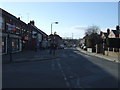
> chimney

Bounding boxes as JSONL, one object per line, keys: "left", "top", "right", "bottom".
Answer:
{"left": 30, "top": 20, "right": 35, "bottom": 25}
{"left": 116, "top": 25, "right": 119, "bottom": 30}
{"left": 18, "top": 17, "right": 20, "bottom": 20}
{"left": 100, "top": 31, "right": 103, "bottom": 36}
{"left": 107, "top": 28, "right": 110, "bottom": 35}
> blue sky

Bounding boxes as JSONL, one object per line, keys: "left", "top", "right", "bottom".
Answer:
{"left": 0, "top": 2, "right": 118, "bottom": 39}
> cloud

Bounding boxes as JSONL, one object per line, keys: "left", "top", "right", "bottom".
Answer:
{"left": 70, "top": 25, "right": 88, "bottom": 31}
{"left": 56, "top": 25, "right": 87, "bottom": 39}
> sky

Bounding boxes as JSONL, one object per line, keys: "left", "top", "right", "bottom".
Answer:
{"left": 0, "top": 1, "right": 118, "bottom": 39}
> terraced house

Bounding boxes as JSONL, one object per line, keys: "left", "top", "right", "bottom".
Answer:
{"left": 0, "top": 8, "right": 47, "bottom": 54}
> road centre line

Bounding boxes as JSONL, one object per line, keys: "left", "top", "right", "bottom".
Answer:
{"left": 56, "top": 59, "right": 70, "bottom": 88}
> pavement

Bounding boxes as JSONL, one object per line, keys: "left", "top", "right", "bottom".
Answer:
{"left": 2, "top": 49, "right": 59, "bottom": 64}
{"left": 76, "top": 47, "right": 120, "bottom": 63}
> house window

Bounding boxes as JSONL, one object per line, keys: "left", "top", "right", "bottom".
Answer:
{"left": 2, "top": 37, "right": 6, "bottom": 53}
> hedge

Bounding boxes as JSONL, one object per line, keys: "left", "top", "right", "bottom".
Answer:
{"left": 106, "top": 38, "right": 120, "bottom": 48}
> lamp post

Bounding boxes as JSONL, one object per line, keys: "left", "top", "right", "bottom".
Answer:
{"left": 51, "top": 22, "right": 58, "bottom": 34}
{"left": 7, "top": 23, "right": 14, "bottom": 63}
{"left": 7, "top": 32, "right": 12, "bottom": 63}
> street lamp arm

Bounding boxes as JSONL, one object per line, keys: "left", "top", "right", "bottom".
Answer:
{"left": 51, "top": 21, "right": 58, "bottom": 34}
{"left": 55, "top": 22, "right": 58, "bottom": 24}
{"left": 51, "top": 22, "right": 58, "bottom": 24}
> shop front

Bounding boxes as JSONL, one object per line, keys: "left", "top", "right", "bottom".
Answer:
{"left": 6, "top": 34, "right": 21, "bottom": 54}
{"left": 22, "top": 36, "right": 29, "bottom": 50}
{"left": 11, "top": 38, "right": 20, "bottom": 52}
{"left": 2, "top": 33, "right": 7, "bottom": 54}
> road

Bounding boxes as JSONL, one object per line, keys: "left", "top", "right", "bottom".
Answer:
{"left": 2, "top": 48, "right": 119, "bottom": 88}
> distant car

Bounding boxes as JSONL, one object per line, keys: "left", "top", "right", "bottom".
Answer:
{"left": 73, "top": 44, "right": 77, "bottom": 48}
{"left": 58, "top": 44, "right": 65, "bottom": 49}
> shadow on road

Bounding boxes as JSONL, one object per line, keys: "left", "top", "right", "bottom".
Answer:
{"left": 2, "top": 48, "right": 120, "bottom": 88}
{"left": 59, "top": 48, "right": 119, "bottom": 88}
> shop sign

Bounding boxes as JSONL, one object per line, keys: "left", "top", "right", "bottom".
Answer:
{"left": 6, "top": 23, "right": 16, "bottom": 31}
{"left": 24, "top": 36, "right": 29, "bottom": 40}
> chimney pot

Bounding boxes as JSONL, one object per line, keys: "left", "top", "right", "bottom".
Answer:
{"left": 116, "top": 25, "right": 119, "bottom": 30}
{"left": 18, "top": 17, "right": 20, "bottom": 20}
{"left": 30, "top": 20, "right": 35, "bottom": 25}
{"left": 107, "top": 28, "right": 110, "bottom": 35}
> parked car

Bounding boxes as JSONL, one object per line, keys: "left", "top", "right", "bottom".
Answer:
{"left": 83, "top": 46, "right": 87, "bottom": 50}
{"left": 58, "top": 44, "right": 65, "bottom": 49}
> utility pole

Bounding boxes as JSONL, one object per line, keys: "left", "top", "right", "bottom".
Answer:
{"left": 72, "top": 33, "right": 73, "bottom": 39}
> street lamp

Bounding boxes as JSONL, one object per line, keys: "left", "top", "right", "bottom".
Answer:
{"left": 7, "top": 34, "right": 12, "bottom": 63}
{"left": 51, "top": 22, "right": 58, "bottom": 34}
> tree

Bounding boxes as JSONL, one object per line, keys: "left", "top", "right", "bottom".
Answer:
{"left": 84, "top": 25, "right": 101, "bottom": 50}
{"left": 85, "top": 25, "right": 100, "bottom": 36}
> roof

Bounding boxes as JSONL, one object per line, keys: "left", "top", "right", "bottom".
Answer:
{"left": 1, "top": 8, "right": 27, "bottom": 26}
{"left": 49, "top": 34, "right": 62, "bottom": 40}
{"left": 111, "top": 30, "right": 119, "bottom": 37}
{"left": 103, "top": 32, "right": 108, "bottom": 38}
{"left": 83, "top": 35, "right": 89, "bottom": 39}
{"left": 1, "top": 8, "right": 48, "bottom": 37}
{"left": 30, "top": 24, "right": 48, "bottom": 36}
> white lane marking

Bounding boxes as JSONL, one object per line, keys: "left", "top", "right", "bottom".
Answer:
{"left": 57, "top": 60, "right": 70, "bottom": 88}
{"left": 72, "top": 73, "right": 83, "bottom": 88}
{"left": 56, "top": 59, "right": 84, "bottom": 88}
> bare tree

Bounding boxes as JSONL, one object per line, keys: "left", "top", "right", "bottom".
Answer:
{"left": 84, "top": 25, "right": 101, "bottom": 51}
{"left": 85, "top": 25, "right": 100, "bottom": 36}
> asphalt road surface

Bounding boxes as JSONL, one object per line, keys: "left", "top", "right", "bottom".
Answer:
{"left": 2, "top": 48, "right": 119, "bottom": 88}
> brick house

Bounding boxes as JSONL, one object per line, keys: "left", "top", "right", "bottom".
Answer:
{"left": 49, "top": 33, "right": 63, "bottom": 46}
{"left": 0, "top": 8, "right": 48, "bottom": 54}
{"left": 1, "top": 8, "right": 26, "bottom": 54}
{"left": 99, "top": 25, "right": 120, "bottom": 57}
{"left": 107, "top": 25, "right": 120, "bottom": 52}
{"left": 108, "top": 26, "right": 120, "bottom": 38}
{"left": 28, "top": 21, "right": 48, "bottom": 50}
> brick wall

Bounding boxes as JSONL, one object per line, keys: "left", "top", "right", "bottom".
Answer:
{"left": 105, "top": 50, "right": 119, "bottom": 58}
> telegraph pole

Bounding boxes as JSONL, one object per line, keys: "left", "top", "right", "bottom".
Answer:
{"left": 72, "top": 33, "right": 73, "bottom": 39}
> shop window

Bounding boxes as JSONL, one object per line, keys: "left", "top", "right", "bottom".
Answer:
{"left": 2, "top": 37, "right": 6, "bottom": 53}
{"left": 12, "top": 38, "right": 20, "bottom": 52}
